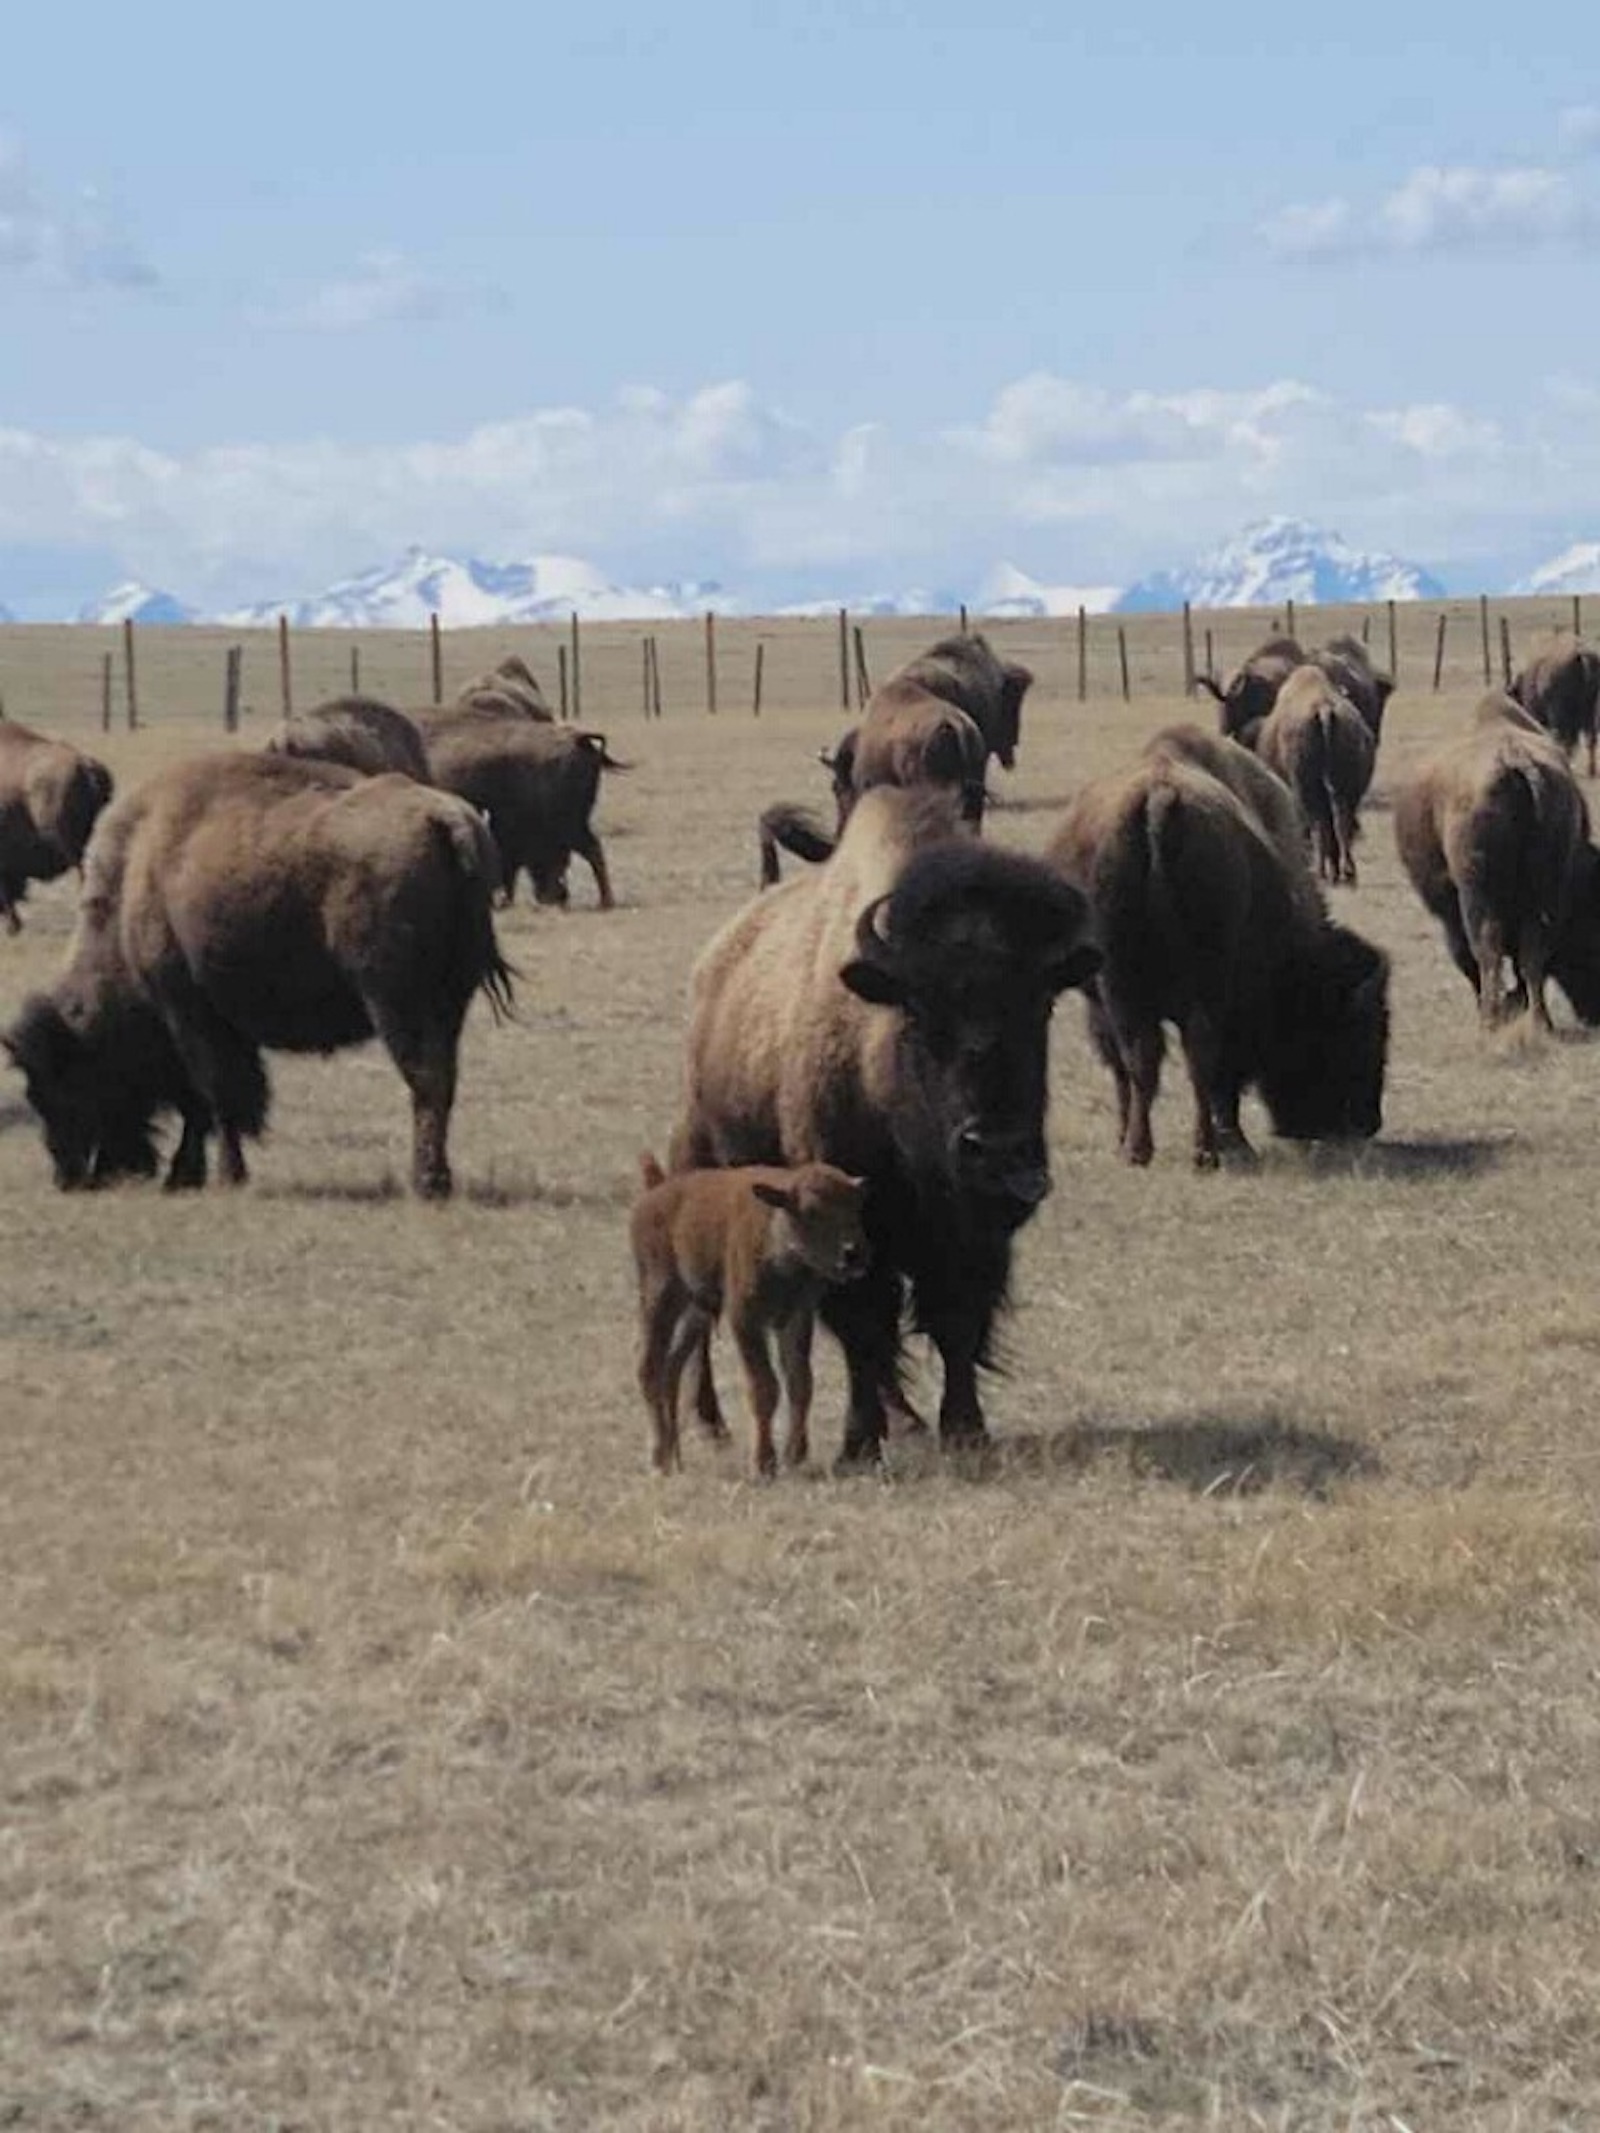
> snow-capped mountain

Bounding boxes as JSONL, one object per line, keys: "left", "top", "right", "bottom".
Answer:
{"left": 1115, "top": 518, "right": 1445, "bottom": 613}
{"left": 774, "top": 587, "right": 963, "bottom": 618}
{"left": 79, "top": 582, "right": 199, "bottom": 626}
{"left": 219, "top": 549, "right": 737, "bottom": 629}
{"left": 1515, "top": 543, "right": 1600, "bottom": 598}
{"left": 977, "top": 561, "right": 1121, "bottom": 619}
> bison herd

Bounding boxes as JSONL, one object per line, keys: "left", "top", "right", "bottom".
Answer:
{"left": 4, "top": 622, "right": 1600, "bottom": 1474}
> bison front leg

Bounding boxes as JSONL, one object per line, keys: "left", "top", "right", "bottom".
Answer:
{"left": 820, "top": 1263, "right": 904, "bottom": 1471}
{"left": 733, "top": 1316, "right": 782, "bottom": 1480}
{"left": 570, "top": 827, "right": 615, "bottom": 911}
{"left": 774, "top": 1308, "right": 816, "bottom": 1468}
{"left": 156, "top": 988, "right": 268, "bottom": 1188}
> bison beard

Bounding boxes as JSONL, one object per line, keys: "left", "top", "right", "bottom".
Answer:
{"left": 674, "top": 798, "right": 1099, "bottom": 1466}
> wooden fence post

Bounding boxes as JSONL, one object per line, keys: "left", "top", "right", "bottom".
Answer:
{"left": 1076, "top": 606, "right": 1087, "bottom": 702}
{"left": 569, "top": 612, "right": 582, "bottom": 723}
{"left": 1117, "top": 626, "right": 1130, "bottom": 704}
{"left": 1181, "top": 600, "right": 1196, "bottom": 697}
{"left": 853, "top": 625, "right": 871, "bottom": 709}
{"left": 1361, "top": 613, "right": 1372, "bottom": 645}
{"left": 837, "top": 609, "right": 850, "bottom": 711}
{"left": 1286, "top": 598, "right": 1296, "bottom": 641}
{"left": 1500, "top": 614, "right": 1513, "bottom": 689}
{"left": 704, "top": 611, "right": 718, "bottom": 715}
{"left": 350, "top": 644, "right": 361, "bottom": 694}
{"left": 558, "top": 644, "right": 569, "bottom": 721}
{"left": 752, "top": 641, "right": 765, "bottom": 718}
{"left": 958, "top": 603, "right": 969, "bottom": 635}
{"left": 649, "top": 635, "right": 663, "bottom": 720}
{"left": 101, "top": 651, "right": 112, "bottom": 733}
{"left": 430, "top": 612, "right": 443, "bottom": 701}
{"left": 1204, "top": 627, "right": 1215, "bottom": 682}
{"left": 1575, "top": 594, "right": 1584, "bottom": 638}
{"left": 224, "top": 644, "right": 242, "bottom": 733}
{"left": 641, "top": 638, "right": 652, "bottom": 720}
{"left": 277, "top": 614, "right": 292, "bottom": 719}
{"left": 1387, "top": 599, "right": 1398, "bottom": 683}
{"left": 1432, "top": 612, "right": 1448, "bottom": 692}
{"left": 1479, "top": 594, "right": 1491, "bottom": 685}
{"left": 123, "top": 617, "right": 139, "bottom": 730}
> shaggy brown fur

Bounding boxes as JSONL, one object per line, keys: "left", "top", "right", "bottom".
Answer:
{"left": 4, "top": 754, "right": 512, "bottom": 1197}
{"left": 1194, "top": 636, "right": 1305, "bottom": 743}
{"left": 1048, "top": 758, "right": 1389, "bottom": 1168}
{"left": 1509, "top": 633, "right": 1600, "bottom": 778}
{"left": 1393, "top": 691, "right": 1600, "bottom": 1031}
{"left": 455, "top": 655, "right": 554, "bottom": 721}
{"left": 1141, "top": 724, "right": 1317, "bottom": 918}
{"left": 851, "top": 687, "right": 989, "bottom": 826}
{"left": 418, "top": 710, "right": 624, "bottom": 908}
{"left": 882, "top": 633, "right": 1033, "bottom": 769}
{"left": 672, "top": 787, "right": 1099, "bottom": 1464}
{"left": 1256, "top": 666, "right": 1377, "bottom": 885}
{"left": 631, "top": 1153, "right": 868, "bottom": 1476}
{"left": 1311, "top": 634, "right": 1395, "bottom": 743}
{"left": 0, "top": 722, "right": 114, "bottom": 934}
{"left": 268, "top": 696, "right": 431, "bottom": 782}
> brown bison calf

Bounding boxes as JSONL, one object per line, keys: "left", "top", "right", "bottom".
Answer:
{"left": 1394, "top": 692, "right": 1600, "bottom": 1030}
{"left": 0, "top": 722, "right": 114, "bottom": 933}
{"left": 1256, "top": 665, "right": 1376, "bottom": 885}
{"left": 5, "top": 754, "right": 512, "bottom": 1197}
{"left": 631, "top": 1154, "right": 868, "bottom": 1476}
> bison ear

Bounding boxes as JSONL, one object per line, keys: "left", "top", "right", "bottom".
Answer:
{"left": 838, "top": 957, "right": 908, "bottom": 1007}
{"left": 1045, "top": 942, "right": 1102, "bottom": 996}
{"left": 751, "top": 1180, "right": 796, "bottom": 1212}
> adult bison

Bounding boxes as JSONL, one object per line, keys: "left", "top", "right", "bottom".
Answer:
{"left": 0, "top": 722, "right": 114, "bottom": 934}
{"left": 883, "top": 633, "right": 1032, "bottom": 771}
{"left": 268, "top": 695, "right": 431, "bottom": 781}
{"left": 4, "top": 754, "right": 512, "bottom": 1197}
{"left": 1047, "top": 738, "right": 1389, "bottom": 1167}
{"left": 1394, "top": 691, "right": 1600, "bottom": 1030}
{"left": 673, "top": 787, "right": 1101, "bottom": 1464}
{"left": 1509, "top": 634, "right": 1600, "bottom": 778}
{"left": 1195, "top": 636, "right": 1305, "bottom": 745}
{"left": 1255, "top": 665, "right": 1376, "bottom": 885}
{"left": 417, "top": 708, "right": 624, "bottom": 908}
{"left": 456, "top": 654, "right": 554, "bottom": 721}
{"left": 1311, "top": 635, "right": 1394, "bottom": 743}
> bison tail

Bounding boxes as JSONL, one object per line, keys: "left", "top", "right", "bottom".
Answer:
{"left": 638, "top": 1150, "right": 667, "bottom": 1192}
{"left": 434, "top": 810, "right": 518, "bottom": 1022}
{"left": 1193, "top": 673, "right": 1226, "bottom": 705}
{"left": 575, "top": 731, "right": 632, "bottom": 771}
{"left": 757, "top": 802, "right": 835, "bottom": 886}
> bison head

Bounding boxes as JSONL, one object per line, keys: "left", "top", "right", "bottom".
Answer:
{"left": 5, "top": 991, "right": 164, "bottom": 1189}
{"left": 838, "top": 845, "right": 1100, "bottom": 1228}
{"left": 993, "top": 661, "right": 1032, "bottom": 770}
{"left": 1258, "top": 926, "right": 1390, "bottom": 1143}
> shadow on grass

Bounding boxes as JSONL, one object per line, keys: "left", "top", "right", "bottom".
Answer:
{"left": 1295, "top": 1134, "right": 1511, "bottom": 1182}
{"left": 916, "top": 1412, "right": 1378, "bottom": 1499}
{"left": 256, "top": 1170, "right": 633, "bottom": 1211}
{"left": 986, "top": 791, "right": 1076, "bottom": 816}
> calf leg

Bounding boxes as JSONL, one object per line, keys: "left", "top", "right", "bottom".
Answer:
{"left": 774, "top": 1308, "right": 816, "bottom": 1468}
{"left": 733, "top": 1316, "right": 782, "bottom": 1479}
{"left": 660, "top": 1305, "right": 712, "bottom": 1471}
{"left": 570, "top": 827, "right": 615, "bottom": 911}
{"left": 638, "top": 1277, "right": 688, "bottom": 1472}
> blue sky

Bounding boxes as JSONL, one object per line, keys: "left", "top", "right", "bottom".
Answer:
{"left": 2, "top": 0, "right": 1598, "bottom": 612}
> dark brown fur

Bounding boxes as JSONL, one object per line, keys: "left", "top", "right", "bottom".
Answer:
{"left": 418, "top": 710, "right": 623, "bottom": 908}
{"left": 1194, "top": 636, "right": 1305, "bottom": 741}
{"left": 456, "top": 655, "right": 554, "bottom": 721}
{"left": 882, "top": 633, "right": 1032, "bottom": 769}
{"left": 631, "top": 1153, "right": 868, "bottom": 1476}
{"left": 1394, "top": 691, "right": 1600, "bottom": 1029}
{"left": 1256, "top": 666, "right": 1377, "bottom": 885}
{"left": 1509, "top": 634, "right": 1600, "bottom": 778}
{"left": 0, "top": 722, "right": 115, "bottom": 934}
{"left": 1048, "top": 757, "right": 1389, "bottom": 1168}
{"left": 673, "top": 787, "right": 1100, "bottom": 1464}
{"left": 1311, "top": 635, "right": 1395, "bottom": 744}
{"left": 851, "top": 685, "right": 989, "bottom": 826}
{"left": 268, "top": 696, "right": 431, "bottom": 782}
{"left": 4, "top": 754, "right": 512, "bottom": 1197}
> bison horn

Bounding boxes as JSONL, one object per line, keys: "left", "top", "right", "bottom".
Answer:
{"left": 853, "top": 895, "right": 895, "bottom": 959}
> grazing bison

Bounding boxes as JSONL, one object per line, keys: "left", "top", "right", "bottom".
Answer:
{"left": 883, "top": 633, "right": 1032, "bottom": 770}
{"left": 0, "top": 723, "right": 114, "bottom": 934}
{"left": 418, "top": 709, "right": 624, "bottom": 908}
{"left": 1048, "top": 752, "right": 1389, "bottom": 1167}
{"left": 1195, "top": 636, "right": 1305, "bottom": 745}
{"left": 1394, "top": 691, "right": 1600, "bottom": 1030}
{"left": 268, "top": 695, "right": 431, "bottom": 782}
{"left": 4, "top": 754, "right": 512, "bottom": 1197}
{"left": 1509, "top": 634, "right": 1600, "bottom": 778}
{"left": 456, "top": 654, "right": 554, "bottom": 721}
{"left": 1140, "top": 724, "right": 1312, "bottom": 902}
{"left": 1311, "top": 634, "right": 1395, "bottom": 744}
{"left": 673, "top": 787, "right": 1101, "bottom": 1464}
{"left": 1255, "top": 665, "right": 1376, "bottom": 885}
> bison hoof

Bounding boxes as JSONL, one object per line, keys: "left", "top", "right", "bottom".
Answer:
{"left": 832, "top": 1441, "right": 886, "bottom": 1477}
{"left": 1193, "top": 1146, "right": 1221, "bottom": 1171}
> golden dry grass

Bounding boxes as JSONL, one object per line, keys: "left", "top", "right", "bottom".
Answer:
{"left": 3, "top": 609, "right": 1600, "bottom": 2129}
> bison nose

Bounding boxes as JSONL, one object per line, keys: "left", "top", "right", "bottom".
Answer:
{"left": 1003, "top": 1165, "right": 1052, "bottom": 1209}
{"left": 838, "top": 1239, "right": 869, "bottom": 1279}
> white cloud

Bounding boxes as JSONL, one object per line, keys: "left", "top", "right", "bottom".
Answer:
{"left": 2, "top": 371, "right": 1597, "bottom": 604}
{"left": 1558, "top": 104, "right": 1600, "bottom": 155}
{"left": 1267, "top": 160, "right": 1600, "bottom": 260}
{"left": 260, "top": 249, "right": 503, "bottom": 330}
{"left": 0, "top": 133, "right": 157, "bottom": 289}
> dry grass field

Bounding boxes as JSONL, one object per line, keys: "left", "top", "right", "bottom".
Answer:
{"left": 4, "top": 609, "right": 1600, "bottom": 2131}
